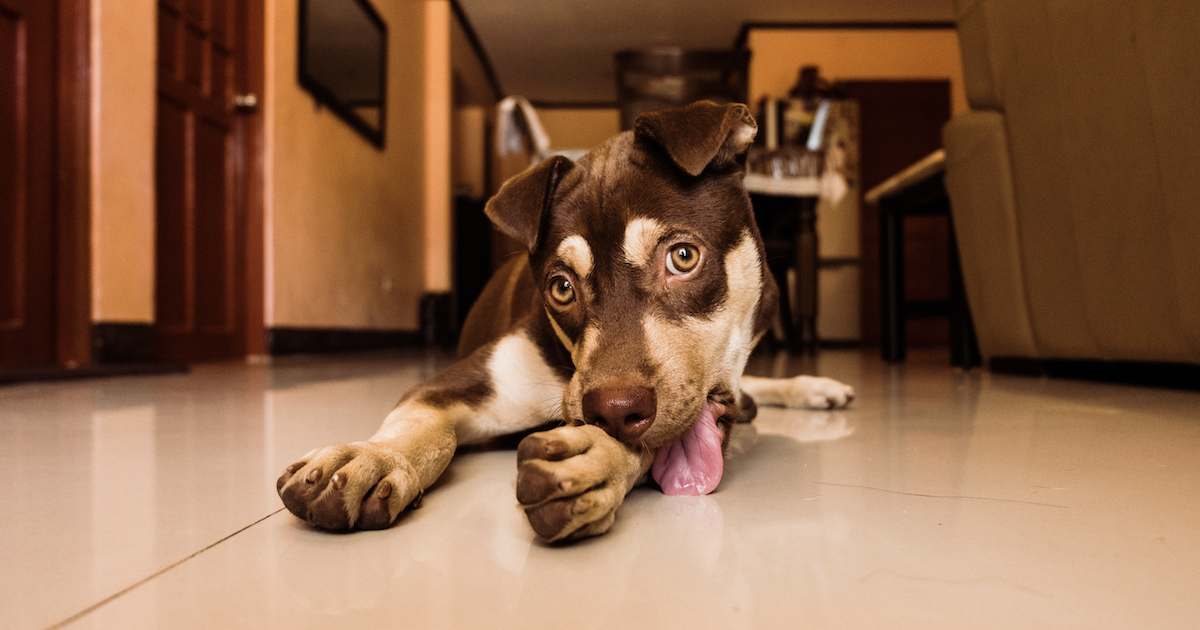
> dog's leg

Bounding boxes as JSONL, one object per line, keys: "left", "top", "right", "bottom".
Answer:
{"left": 277, "top": 330, "right": 566, "bottom": 530}
{"left": 740, "top": 375, "right": 856, "bottom": 410}
{"left": 515, "top": 425, "right": 654, "bottom": 542}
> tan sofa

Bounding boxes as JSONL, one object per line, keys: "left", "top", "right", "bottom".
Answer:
{"left": 943, "top": 0, "right": 1200, "bottom": 365}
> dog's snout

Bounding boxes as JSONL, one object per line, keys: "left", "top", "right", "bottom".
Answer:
{"left": 581, "top": 386, "right": 656, "bottom": 442}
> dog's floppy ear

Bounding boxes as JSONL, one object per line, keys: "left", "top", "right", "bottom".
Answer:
{"left": 635, "top": 101, "right": 758, "bottom": 177}
{"left": 485, "top": 155, "right": 574, "bottom": 251}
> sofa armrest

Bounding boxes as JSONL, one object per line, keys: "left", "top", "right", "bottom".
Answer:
{"left": 942, "top": 111, "right": 1038, "bottom": 360}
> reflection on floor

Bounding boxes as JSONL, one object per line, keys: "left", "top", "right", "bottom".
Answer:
{"left": 1, "top": 348, "right": 1197, "bottom": 629}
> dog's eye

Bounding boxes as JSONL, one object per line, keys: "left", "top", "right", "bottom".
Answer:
{"left": 549, "top": 276, "right": 575, "bottom": 305}
{"left": 666, "top": 244, "right": 701, "bottom": 275}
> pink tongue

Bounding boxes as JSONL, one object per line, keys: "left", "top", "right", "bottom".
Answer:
{"left": 652, "top": 400, "right": 725, "bottom": 496}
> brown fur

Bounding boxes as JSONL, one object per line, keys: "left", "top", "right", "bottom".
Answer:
{"left": 275, "top": 101, "right": 853, "bottom": 543}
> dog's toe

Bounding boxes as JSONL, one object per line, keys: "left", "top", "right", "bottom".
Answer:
{"left": 790, "top": 376, "right": 855, "bottom": 410}
{"left": 525, "top": 495, "right": 617, "bottom": 542}
{"left": 276, "top": 443, "right": 422, "bottom": 531}
{"left": 275, "top": 460, "right": 303, "bottom": 494}
{"left": 517, "top": 428, "right": 590, "bottom": 463}
{"left": 356, "top": 481, "right": 398, "bottom": 529}
{"left": 515, "top": 460, "right": 567, "bottom": 505}
{"left": 515, "top": 425, "right": 631, "bottom": 542}
{"left": 307, "top": 474, "right": 353, "bottom": 530}
{"left": 524, "top": 499, "right": 577, "bottom": 540}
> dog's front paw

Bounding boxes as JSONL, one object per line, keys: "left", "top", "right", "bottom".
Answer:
{"left": 782, "top": 375, "right": 856, "bottom": 409}
{"left": 516, "top": 425, "right": 637, "bottom": 543}
{"left": 276, "top": 442, "right": 422, "bottom": 531}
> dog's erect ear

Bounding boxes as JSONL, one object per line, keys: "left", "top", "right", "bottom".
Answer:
{"left": 634, "top": 101, "right": 758, "bottom": 177}
{"left": 485, "top": 155, "right": 574, "bottom": 251}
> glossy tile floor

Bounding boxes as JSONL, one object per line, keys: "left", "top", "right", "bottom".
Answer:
{"left": 2, "top": 348, "right": 1198, "bottom": 629}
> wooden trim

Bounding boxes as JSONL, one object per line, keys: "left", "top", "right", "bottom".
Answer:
{"left": 0, "top": 362, "right": 188, "bottom": 386}
{"left": 92, "top": 322, "right": 155, "bottom": 364}
{"left": 990, "top": 357, "right": 1200, "bottom": 391}
{"left": 241, "top": 0, "right": 267, "bottom": 357}
{"left": 449, "top": 0, "right": 504, "bottom": 101}
{"left": 55, "top": 0, "right": 92, "bottom": 367}
{"left": 297, "top": 0, "right": 387, "bottom": 148}
{"left": 527, "top": 100, "right": 619, "bottom": 110}
{"left": 734, "top": 21, "right": 957, "bottom": 50}
{"left": 267, "top": 327, "right": 423, "bottom": 355}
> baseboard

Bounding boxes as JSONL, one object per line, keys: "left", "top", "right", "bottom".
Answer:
{"left": 420, "top": 292, "right": 457, "bottom": 348}
{"left": 92, "top": 322, "right": 156, "bottom": 364}
{"left": 990, "top": 356, "right": 1200, "bottom": 391}
{"left": 266, "top": 327, "right": 423, "bottom": 355}
{"left": 0, "top": 362, "right": 188, "bottom": 386}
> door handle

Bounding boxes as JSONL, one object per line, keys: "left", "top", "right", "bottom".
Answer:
{"left": 233, "top": 93, "right": 259, "bottom": 112}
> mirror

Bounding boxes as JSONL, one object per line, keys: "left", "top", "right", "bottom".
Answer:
{"left": 298, "top": 0, "right": 388, "bottom": 148}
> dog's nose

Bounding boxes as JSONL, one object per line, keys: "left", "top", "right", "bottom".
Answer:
{"left": 581, "top": 386, "right": 656, "bottom": 442}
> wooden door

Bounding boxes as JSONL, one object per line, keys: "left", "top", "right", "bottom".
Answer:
{"left": 1, "top": 0, "right": 57, "bottom": 367}
{"left": 156, "top": 0, "right": 258, "bottom": 361}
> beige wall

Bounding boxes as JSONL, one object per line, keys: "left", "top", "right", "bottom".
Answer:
{"left": 90, "top": 0, "right": 156, "bottom": 323}
{"left": 537, "top": 108, "right": 622, "bottom": 151}
{"left": 265, "top": 0, "right": 429, "bottom": 329}
{"left": 423, "top": 0, "right": 452, "bottom": 295}
{"left": 450, "top": 5, "right": 495, "bottom": 108}
{"left": 90, "top": 0, "right": 439, "bottom": 333}
{"left": 748, "top": 28, "right": 967, "bottom": 115}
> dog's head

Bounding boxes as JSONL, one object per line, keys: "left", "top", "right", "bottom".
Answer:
{"left": 486, "top": 101, "right": 778, "bottom": 455}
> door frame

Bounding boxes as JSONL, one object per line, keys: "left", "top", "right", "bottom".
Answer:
{"left": 54, "top": 0, "right": 92, "bottom": 367}
{"left": 240, "top": 0, "right": 266, "bottom": 357}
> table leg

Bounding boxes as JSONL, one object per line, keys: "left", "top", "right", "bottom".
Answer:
{"left": 796, "top": 198, "right": 819, "bottom": 354}
{"left": 880, "top": 202, "right": 906, "bottom": 362}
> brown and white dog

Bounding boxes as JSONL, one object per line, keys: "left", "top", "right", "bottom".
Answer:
{"left": 276, "top": 101, "right": 855, "bottom": 542}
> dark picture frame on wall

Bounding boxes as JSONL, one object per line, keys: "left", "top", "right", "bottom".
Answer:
{"left": 297, "top": 0, "right": 388, "bottom": 148}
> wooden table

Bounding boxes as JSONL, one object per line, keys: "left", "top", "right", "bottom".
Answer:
{"left": 865, "top": 150, "right": 980, "bottom": 367}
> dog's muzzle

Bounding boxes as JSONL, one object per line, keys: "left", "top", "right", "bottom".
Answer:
{"left": 581, "top": 386, "right": 656, "bottom": 443}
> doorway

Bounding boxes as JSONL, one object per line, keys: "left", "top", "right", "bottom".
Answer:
{"left": 155, "top": 0, "right": 264, "bottom": 361}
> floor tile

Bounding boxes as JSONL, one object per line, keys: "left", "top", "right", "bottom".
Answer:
{"left": 2, "top": 349, "right": 1197, "bottom": 629}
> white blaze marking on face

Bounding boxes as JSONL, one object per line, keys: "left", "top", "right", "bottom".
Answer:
{"left": 623, "top": 217, "right": 667, "bottom": 268}
{"left": 456, "top": 331, "right": 568, "bottom": 444}
{"left": 544, "top": 307, "right": 576, "bottom": 354}
{"left": 642, "top": 231, "right": 763, "bottom": 432}
{"left": 556, "top": 234, "right": 593, "bottom": 279}
{"left": 562, "top": 324, "right": 601, "bottom": 423}
{"left": 573, "top": 325, "right": 601, "bottom": 371}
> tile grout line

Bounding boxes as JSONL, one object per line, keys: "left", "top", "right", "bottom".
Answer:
{"left": 44, "top": 508, "right": 286, "bottom": 630}
{"left": 816, "top": 481, "right": 1070, "bottom": 508}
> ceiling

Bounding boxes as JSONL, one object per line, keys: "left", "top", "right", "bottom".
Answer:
{"left": 454, "top": 0, "right": 956, "bottom": 105}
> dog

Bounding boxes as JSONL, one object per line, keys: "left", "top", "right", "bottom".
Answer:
{"left": 276, "top": 101, "right": 855, "bottom": 542}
